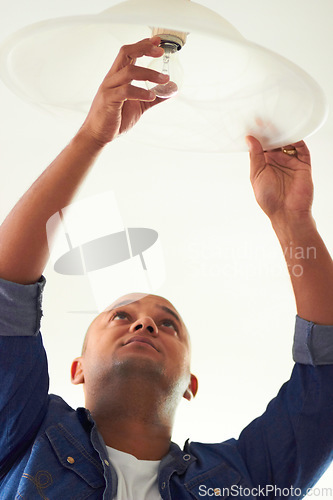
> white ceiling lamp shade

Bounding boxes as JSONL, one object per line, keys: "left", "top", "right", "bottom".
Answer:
{"left": 0, "top": 0, "right": 327, "bottom": 152}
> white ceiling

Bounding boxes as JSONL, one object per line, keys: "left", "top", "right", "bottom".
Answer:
{"left": 1, "top": 0, "right": 332, "bottom": 495}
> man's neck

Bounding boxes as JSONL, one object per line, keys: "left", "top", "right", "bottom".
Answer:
{"left": 86, "top": 380, "right": 177, "bottom": 460}
{"left": 96, "top": 415, "right": 172, "bottom": 460}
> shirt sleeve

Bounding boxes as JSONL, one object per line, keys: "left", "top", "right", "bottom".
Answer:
{"left": 293, "top": 314, "right": 333, "bottom": 365}
{"left": 0, "top": 276, "right": 49, "bottom": 477}
{"left": 237, "top": 316, "right": 333, "bottom": 498}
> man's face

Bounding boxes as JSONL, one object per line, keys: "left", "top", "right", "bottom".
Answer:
{"left": 72, "top": 293, "right": 197, "bottom": 402}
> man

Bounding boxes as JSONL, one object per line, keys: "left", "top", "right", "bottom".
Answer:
{"left": 0, "top": 36, "right": 332, "bottom": 499}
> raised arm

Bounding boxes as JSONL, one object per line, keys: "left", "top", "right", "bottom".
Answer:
{"left": 247, "top": 136, "right": 333, "bottom": 325}
{"left": 0, "top": 37, "right": 168, "bottom": 285}
{"left": 233, "top": 138, "right": 333, "bottom": 495}
{"left": 0, "top": 37, "right": 170, "bottom": 477}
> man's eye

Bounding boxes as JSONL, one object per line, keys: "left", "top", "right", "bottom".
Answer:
{"left": 112, "top": 311, "right": 129, "bottom": 320}
{"left": 161, "top": 319, "right": 177, "bottom": 332}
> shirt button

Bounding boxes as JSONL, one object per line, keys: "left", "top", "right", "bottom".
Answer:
{"left": 183, "top": 454, "right": 191, "bottom": 461}
{"left": 67, "top": 456, "right": 75, "bottom": 464}
{"left": 161, "top": 482, "right": 166, "bottom": 489}
{"left": 104, "top": 459, "right": 110, "bottom": 466}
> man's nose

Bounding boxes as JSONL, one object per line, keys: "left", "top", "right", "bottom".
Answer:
{"left": 130, "top": 317, "right": 158, "bottom": 336}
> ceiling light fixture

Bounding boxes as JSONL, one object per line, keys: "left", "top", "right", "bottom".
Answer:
{"left": 0, "top": 0, "right": 327, "bottom": 152}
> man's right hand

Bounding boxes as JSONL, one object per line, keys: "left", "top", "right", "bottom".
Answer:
{"left": 79, "top": 36, "right": 169, "bottom": 147}
{"left": 0, "top": 37, "right": 170, "bottom": 284}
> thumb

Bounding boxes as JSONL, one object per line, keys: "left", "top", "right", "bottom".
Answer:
{"left": 143, "top": 95, "right": 169, "bottom": 111}
{"left": 246, "top": 136, "right": 266, "bottom": 185}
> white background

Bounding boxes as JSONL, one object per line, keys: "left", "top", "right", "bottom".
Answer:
{"left": 0, "top": 0, "right": 332, "bottom": 497}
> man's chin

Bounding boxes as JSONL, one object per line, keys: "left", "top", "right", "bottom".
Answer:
{"left": 112, "top": 353, "right": 164, "bottom": 379}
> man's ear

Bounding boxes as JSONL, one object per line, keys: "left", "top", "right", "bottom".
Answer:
{"left": 183, "top": 374, "right": 198, "bottom": 401}
{"left": 71, "top": 357, "right": 85, "bottom": 385}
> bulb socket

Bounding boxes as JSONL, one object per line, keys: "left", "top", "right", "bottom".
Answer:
{"left": 160, "top": 41, "right": 181, "bottom": 54}
{"left": 151, "top": 27, "right": 187, "bottom": 50}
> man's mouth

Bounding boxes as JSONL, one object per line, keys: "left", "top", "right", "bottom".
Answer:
{"left": 124, "top": 336, "right": 158, "bottom": 351}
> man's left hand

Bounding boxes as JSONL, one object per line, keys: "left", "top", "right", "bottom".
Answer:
{"left": 247, "top": 136, "right": 313, "bottom": 225}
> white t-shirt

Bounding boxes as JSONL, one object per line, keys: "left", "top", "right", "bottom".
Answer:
{"left": 106, "top": 445, "right": 163, "bottom": 500}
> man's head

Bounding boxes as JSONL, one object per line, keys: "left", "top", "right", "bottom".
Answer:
{"left": 71, "top": 293, "right": 198, "bottom": 415}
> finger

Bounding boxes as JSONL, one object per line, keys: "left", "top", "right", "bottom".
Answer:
{"left": 287, "top": 140, "right": 311, "bottom": 164}
{"left": 108, "top": 37, "right": 164, "bottom": 76}
{"left": 246, "top": 136, "right": 266, "bottom": 184}
{"left": 108, "top": 84, "right": 158, "bottom": 103}
{"left": 270, "top": 140, "right": 311, "bottom": 164}
{"left": 103, "top": 64, "right": 169, "bottom": 89}
{"left": 142, "top": 95, "right": 170, "bottom": 112}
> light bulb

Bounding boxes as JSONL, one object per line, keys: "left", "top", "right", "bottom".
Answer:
{"left": 147, "top": 42, "right": 184, "bottom": 98}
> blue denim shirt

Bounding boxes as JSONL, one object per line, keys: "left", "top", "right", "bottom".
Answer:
{"left": 0, "top": 276, "right": 333, "bottom": 499}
